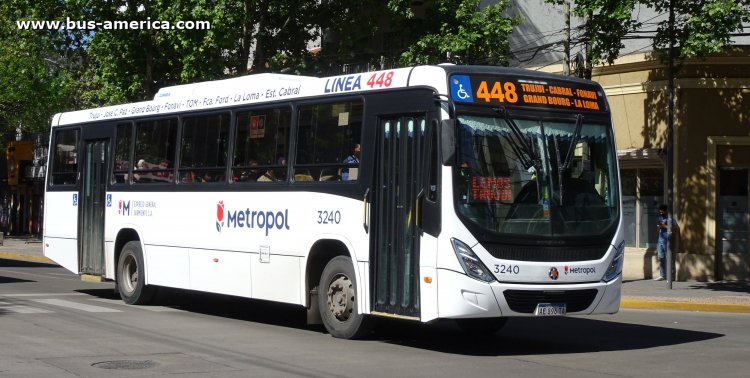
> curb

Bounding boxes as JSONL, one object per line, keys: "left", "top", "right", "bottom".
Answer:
{"left": 621, "top": 298, "right": 750, "bottom": 313}
{"left": 0, "top": 252, "right": 54, "bottom": 265}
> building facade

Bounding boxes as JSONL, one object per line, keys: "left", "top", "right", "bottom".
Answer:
{"left": 506, "top": 0, "right": 750, "bottom": 280}
{"left": 596, "top": 49, "right": 750, "bottom": 281}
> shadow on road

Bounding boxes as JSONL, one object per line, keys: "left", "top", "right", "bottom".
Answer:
{"left": 77, "top": 287, "right": 320, "bottom": 332}
{"left": 375, "top": 316, "right": 724, "bottom": 356}
{"left": 0, "top": 276, "right": 34, "bottom": 284}
{"left": 0, "top": 259, "right": 45, "bottom": 285}
{"left": 0, "top": 258, "right": 57, "bottom": 268}
{"left": 690, "top": 282, "right": 750, "bottom": 294}
{"left": 75, "top": 287, "right": 723, "bottom": 356}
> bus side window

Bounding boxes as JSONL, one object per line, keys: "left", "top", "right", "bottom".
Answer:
{"left": 295, "top": 100, "right": 362, "bottom": 182}
{"left": 134, "top": 118, "right": 177, "bottom": 184}
{"left": 179, "top": 112, "right": 229, "bottom": 184}
{"left": 50, "top": 128, "right": 80, "bottom": 186}
{"left": 112, "top": 123, "right": 132, "bottom": 185}
{"left": 232, "top": 107, "right": 291, "bottom": 184}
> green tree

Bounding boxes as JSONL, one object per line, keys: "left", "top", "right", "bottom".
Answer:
{"left": 317, "top": 0, "right": 520, "bottom": 70}
{"left": 0, "top": 0, "right": 83, "bottom": 135}
{"left": 396, "top": 0, "right": 520, "bottom": 66}
{"left": 548, "top": 0, "right": 750, "bottom": 65}
{"left": 82, "top": 0, "right": 323, "bottom": 103}
{"left": 83, "top": 0, "right": 241, "bottom": 104}
{"left": 2, "top": 0, "right": 524, "bottom": 132}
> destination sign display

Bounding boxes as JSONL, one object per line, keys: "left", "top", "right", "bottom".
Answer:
{"left": 449, "top": 74, "right": 607, "bottom": 112}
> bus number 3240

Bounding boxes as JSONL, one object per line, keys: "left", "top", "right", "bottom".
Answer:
{"left": 317, "top": 210, "right": 342, "bottom": 224}
{"left": 494, "top": 264, "right": 520, "bottom": 274}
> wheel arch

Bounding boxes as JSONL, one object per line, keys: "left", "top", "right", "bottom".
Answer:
{"left": 114, "top": 228, "right": 141, "bottom": 281}
{"left": 304, "top": 238, "right": 354, "bottom": 324}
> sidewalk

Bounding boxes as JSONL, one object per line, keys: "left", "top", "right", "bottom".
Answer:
{"left": 621, "top": 278, "right": 750, "bottom": 313}
{"left": 0, "top": 236, "right": 50, "bottom": 264}
{"left": 1, "top": 237, "right": 748, "bottom": 313}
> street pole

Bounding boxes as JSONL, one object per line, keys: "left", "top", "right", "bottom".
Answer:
{"left": 563, "top": 1, "right": 570, "bottom": 75}
{"left": 666, "top": 0, "right": 675, "bottom": 289}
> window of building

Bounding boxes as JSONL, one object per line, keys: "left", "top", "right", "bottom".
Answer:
{"left": 295, "top": 100, "right": 363, "bottom": 182}
{"left": 718, "top": 168, "right": 749, "bottom": 254}
{"left": 134, "top": 118, "right": 177, "bottom": 184}
{"left": 50, "top": 128, "right": 79, "bottom": 186}
{"left": 621, "top": 167, "right": 664, "bottom": 248}
{"left": 232, "top": 107, "right": 291, "bottom": 183}
{"left": 179, "top": 113, "right": 230, "bottom": 184}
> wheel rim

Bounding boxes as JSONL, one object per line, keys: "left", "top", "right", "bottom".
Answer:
{"left": 121, "top": 253, "right": 138, "bottom": 295}
{"left": 326, "top": 273, "right": 354, "bottom": 322}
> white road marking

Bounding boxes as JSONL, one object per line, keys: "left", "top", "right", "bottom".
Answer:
{"left": 0, "top": 301, "right": 53, "bottom": 314}
{"left": 89, "top": 298, "right": 180, "bottom": 312}
{"left": 31, "top": 298, "right": 122, "bottom": 313}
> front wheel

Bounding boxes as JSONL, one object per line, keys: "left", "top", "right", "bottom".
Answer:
{"left": 318, "top": 256, "right": 373, "bottom": 339}
{"left": 117, "top": 241, "right": 156, "bottom": 305}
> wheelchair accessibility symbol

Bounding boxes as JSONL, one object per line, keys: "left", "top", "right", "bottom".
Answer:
{"left": 456, "top": 84, "right": 470, "bottom": 99}
{"left": 450, "top": 75, "right": 473, "bottom": 103}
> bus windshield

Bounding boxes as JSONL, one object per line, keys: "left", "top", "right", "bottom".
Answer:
{"left": 454, "top": 112, "right": 618, "bottom": 237}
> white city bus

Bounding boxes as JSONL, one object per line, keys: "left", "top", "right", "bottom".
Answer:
{"left": 44, "top": 65, "right": 624, "bottom": 338}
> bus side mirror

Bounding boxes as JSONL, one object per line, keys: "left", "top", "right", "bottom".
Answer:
{"left": 440, "top": 119, "right": 456, "bottom": 166}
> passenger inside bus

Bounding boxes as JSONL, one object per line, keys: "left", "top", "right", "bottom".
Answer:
{"left": 134, "top": 159, "right": 149, "bottom": 182}
{"left": 237, "top": 159, "right": 263, "bottom": 181}
{"left": 153, "top": 159, "right": 172, "bottom": 181}
{"left": 341, "top": 143, "right": 360, "bottom": 181}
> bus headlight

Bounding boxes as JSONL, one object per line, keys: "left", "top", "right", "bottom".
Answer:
{"left": 451, "top": 238, "right": 495, "bottom": 283}
{"left": 602, "top": 241, "right": 625, "bottom": 282}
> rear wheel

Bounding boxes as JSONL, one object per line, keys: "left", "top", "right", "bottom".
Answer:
{"left": 318, "top": 256, "right": 372, "bottom": 339}
{"left": 117, "top": 241, "right": 156, "bottom": 305}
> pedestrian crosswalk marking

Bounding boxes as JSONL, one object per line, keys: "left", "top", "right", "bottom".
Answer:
{"left": 32, "top": 298, "right": 122, "bottom": 313}
{"left": 0, "top": 294, "right": 181, "bottom": 314}
{"left": 89, "top": 298, "right": 180, "bottom": 312}
{"left": 0, "top": 301, "right": 53, "bottom": 314}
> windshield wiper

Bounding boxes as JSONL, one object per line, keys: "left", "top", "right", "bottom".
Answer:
{"left": 556, "top": 114, "right": 583, "bottom": 205}
{"left": 495, "top": 107, "right": 542, "bottom": 175}
{"left": 561, "top": 114, "right": 583, "bottom": 172}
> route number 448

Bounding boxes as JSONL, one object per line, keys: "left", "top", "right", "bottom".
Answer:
{"left": 475, "top": 81, "right": 518, "bottom": 104}
{"left": 366, "top": 72, "right": 394, "bottom": 88}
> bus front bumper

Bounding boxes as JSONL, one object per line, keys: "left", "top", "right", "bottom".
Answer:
{"left": 436, "top": 268, "right": 622, "bottom": 319}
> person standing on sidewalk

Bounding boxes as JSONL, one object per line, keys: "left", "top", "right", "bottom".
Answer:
{"left": 655, "top": 204, "right": 679, "bottom": 280}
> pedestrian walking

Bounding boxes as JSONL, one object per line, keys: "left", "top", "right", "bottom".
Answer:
{"left": 655, "top": 204, "right": 679, "bottom": 280}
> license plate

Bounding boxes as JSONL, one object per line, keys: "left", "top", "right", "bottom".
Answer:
{"left": 534, "top": 303, "right": 566, "bottom": 316}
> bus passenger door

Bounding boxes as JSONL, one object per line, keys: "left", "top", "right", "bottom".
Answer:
{"left": 79, "top": 139, "right": 108, "bottom": 276}
{"left": 372, "top": 115, "right": 427, "bottom": 319}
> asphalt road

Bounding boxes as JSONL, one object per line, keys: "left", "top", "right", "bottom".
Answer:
{"left": 1, "top": 260, "right": 749, "bottom": 377}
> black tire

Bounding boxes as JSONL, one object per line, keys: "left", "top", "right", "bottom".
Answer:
{"left": 455, "top": 317, "right": 508, "bottom": 337}
{"left": 117, "top": 241, "right": 156, "bottom": 305}
{"left": 318, "top": 256, "right": 373, "bottom": 339}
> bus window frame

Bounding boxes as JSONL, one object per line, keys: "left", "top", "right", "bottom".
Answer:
{"left": 230, "top": 103, "right": 293, "bottom": 186}
{"left": 291, "top": 95, "right": 365, "bottom": 185}
{"left": 177, "top": 110, "right": 232, "bottom": 185}
{"left": 111, "top": 121, "right": 135, "bottom": 186}
{"left": 131, "top": 116, "right": 179, "bottom": 185}
{"left": 47, "top": 126, "right": 81, "bottom": 191}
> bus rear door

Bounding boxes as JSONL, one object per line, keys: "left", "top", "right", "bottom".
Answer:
{"left": 78, "top": 132, "right": 111, "bottom": 276}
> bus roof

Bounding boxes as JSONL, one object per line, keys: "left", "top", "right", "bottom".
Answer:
{"left": 53, "top": 66, "right": 435, "bottom": 126}
{"left": 52, "top": 65, "right": 606, "bottom": 127}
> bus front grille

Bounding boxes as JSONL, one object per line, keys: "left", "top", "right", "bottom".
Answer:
{"left": 482, "top": 243, "right": 609, "bottom": 262}
{"left": 503, "top": 289, "right": 598, "bottom": 313}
